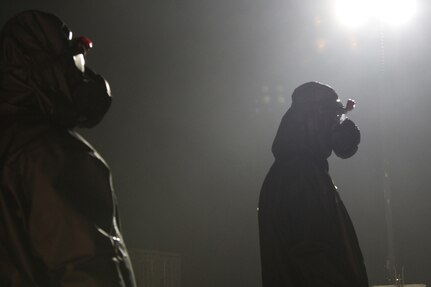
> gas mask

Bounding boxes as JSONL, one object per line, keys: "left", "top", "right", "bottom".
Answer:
{"left": 62, "top": 26, "right": 112, "bottom": 128}
{"left": 331, "top": 99, "right": 361, "bottom": 159}
{"left": 0, "top": 10, "right": 112, "bottom": 128}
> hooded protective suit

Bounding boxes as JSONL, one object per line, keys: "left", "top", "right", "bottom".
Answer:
{"left": 0, "top": 11, "right": 136, "bottom": 286}
{"left": 258, "top": 82, "right": 368, "bottom": 287}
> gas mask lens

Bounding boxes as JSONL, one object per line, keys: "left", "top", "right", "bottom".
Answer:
{"left": 73, "top": 54, "right": 85, "bottom": 72}
{"left": 70, "top": 36, "right": 93, "bottom": 73}
{"left": 62, "top": 24, "right": 73, "bottom": 41}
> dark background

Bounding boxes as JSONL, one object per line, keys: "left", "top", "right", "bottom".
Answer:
{"left": 1, "top": 1, "right": 430, "bottom": 286}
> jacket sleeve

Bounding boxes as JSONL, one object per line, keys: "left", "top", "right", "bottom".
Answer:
{"left": 17, "top": 132, "right": 125, "bottom": 286}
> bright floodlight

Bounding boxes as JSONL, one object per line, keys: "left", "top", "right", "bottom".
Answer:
{"left": 335, "top": 0, "right": 373, "bottom": 28}
{"left": 335, "top": 0, "right": 417, "bottom": 27}
{"left": 376, "top": 0, "right": 417, "bottom": 26}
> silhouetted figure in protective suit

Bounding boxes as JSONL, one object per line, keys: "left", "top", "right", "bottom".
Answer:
{"left": 258, "top": 82, "right": 368, "bottom": 287}
{"left": 0, "top": 11, "right": 136, "bottom": 286}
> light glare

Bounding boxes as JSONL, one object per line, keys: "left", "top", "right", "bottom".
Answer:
{"left": 335, "top": 0, "right": 373, "bottom": 28}
{"left": 317, "top": 38, "right": 327, "bottom": 50}
{"left": 335, "top": 0, "right": 417, "bottom": 27}
{"left": 377, "top": 0, "right": 417, "bottom": 26}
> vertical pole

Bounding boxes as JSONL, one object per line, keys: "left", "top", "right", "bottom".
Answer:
{"left": 379, "top": 23, "right": 402, "bottom": 286}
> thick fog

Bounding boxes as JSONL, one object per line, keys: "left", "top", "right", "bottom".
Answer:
{"left": 2, "top": 1, "right": 430, "bottom": 286}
